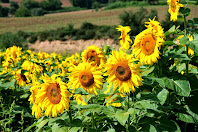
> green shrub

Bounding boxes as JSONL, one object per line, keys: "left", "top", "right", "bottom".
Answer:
{"left": 9, "top": 1, "right": 19, "bottom": 15}
{"left": 40, "top": 0, "right": 62, "bottom": 11}
{"left": 119, "top": 7, "right": 158, "bottom": 36}
{"left": 0, "top": 32, "right": 28, "bottom": 49}
{"left": 31, "top": 8, "right": 46, "bottom": 16}
{"left": 21, "top": 0, "right": 40, "bottom": 9}
{"left": 14, "top": 6, "right": 31, "bottom": 17}
{"left": 28, "top": 34, "right": 38, "bottom": 44}
{"left": 0, "top": 5, "right": 9, "bottom": 17}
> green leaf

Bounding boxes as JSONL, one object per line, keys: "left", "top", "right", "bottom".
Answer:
{"left": 149, "top": 125, "right": 157, "bottom": 132}
{"left": 134, "top": 100, "right": 151, "bottom": 109}
{"left": 179, "top": 36, "right": 189, "bottom": 45}
{"left": 177, "top": 113, "right": 194, "bottom": 123}
{"left": 164, "top": 25, "right": 176, "bottom": 36}
{"left": 180, "top": 7, "right": 191, "bottom": 17}
{"left": 107, "top": 128, "right": 116, "bottom": 132}
{"left": 36, "top": 118, "right": 49, "bottom": 132}
{"left": 104, "top": 94, "right": 118, "bottom": 104}
{"left": 74, "top": 88, "right": 89, "bottom": 95}
{"left": 156, "top": 119, "right": 181, "bottom": 132}
{"left": 164, "top": 78, "right": 191, "bottom": 97}
{"left": 52, "top": 123, "right": 68, "bottom": 132}
{"left": 81, "top": 95, "right": 93, "bottom": 103}
{"left": 0, "top": 79, "right": 16, "bottom": 90}
{"left": 142, "top": 66, "right": 155, "bottom": 76}
{"left": 80, "top": 104, "right": 102, "bottom": 113}
{"left": 115, "top": 110, "right": 129, "bottom": 126}
{"left": 157, "top": 88, "right": 169, "bottom": 105}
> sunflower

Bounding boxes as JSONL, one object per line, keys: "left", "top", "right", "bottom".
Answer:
{"left": 74, "top": 94, "right": 87, "bottom": 105}
{"left": 178, "top": 35, "right": 194, "bottom": 56}
{"left": 68, "top": 61, "right": 103, "bottom": 95}
{"left": 116, "top": 25, "right": 132, "bottom": 50}
{"left": 81, "top": 45, "right": 106, "bottom": 69}
{"left": 36, "top": 74, "right": 71, "bottom": 117}
{"left": 29, "top": 82, "right": 43, "bottom": 118}
{"left": 167, "top": 0, "right": 183, "bottom": 22}
{"left": 145, "top": 17, "right": 165, "bottom": 37}
{"left": 132, "top": 27, "right": 164, "bottom": 65}
{"left": 104, "top": 50, "right": 143, "bottom": 94}
{"left": 15, "top": 69, "right": 30, "bottom": 87}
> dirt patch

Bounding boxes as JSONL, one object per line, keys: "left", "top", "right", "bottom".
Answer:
{"left": 28, "top": 39, "right": 120, "bottom": 54}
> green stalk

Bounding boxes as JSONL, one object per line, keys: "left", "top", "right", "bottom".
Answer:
{"left": 91, "top": 98, "right": 96, "bottom": 129}
{"left": 126, "top": 94, "right": 131, "bottom": 132}
{"left": 68, "top": 110, "right": 72, "bottom": 123}
{"left": 183, "top": 15, "right": 189, "bottom": 76}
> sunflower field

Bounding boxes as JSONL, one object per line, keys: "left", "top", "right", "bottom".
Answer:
{"left": 0, "top": 0, "right": 198, "bottom": 132}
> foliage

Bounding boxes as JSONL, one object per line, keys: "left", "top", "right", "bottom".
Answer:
{"left": 0, "top": 32, "right": 28, "bottom": 49}
{"left": 14, "top": 6, "right": 31, "bottom": 17}
{"left": 119, "top": 7, "right": 158, "bottom": 36}
{"left": 21, "top": 0, "right": 40, "bottom": 9}
{"left": 0, "top": 2, "right": 198, "bottom": 131}
{"left": 40, "top": 0, "right": 62, "bottom": 11}
{"left": 0, "top": 5, "right": 9, "bottom": 17}
{"left": 9, "top": 1, "right": 19, "bottom": 15}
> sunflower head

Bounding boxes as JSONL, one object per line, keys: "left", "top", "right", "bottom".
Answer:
{"left": 16, "top": 69, "right": 30, "bottom": 87}
{"left": 167, "top": 0, "right": 184, "bottom": 22}
{"left": 81, "top": 45, "right": 106, "bottom": 69}
{"left": 132, "top": 26, "right": 164, "bottom": 65}
{"left": 104, "top": 50, "right": 143, "bottom": 94}
{"left": 68, "top": 61, "right": 103, "bottom": 95}
{"left": 116, "top": 25, "right": 132, "bottom": 50}
{"left": 36, "top": 74, "right": 71, "bottom": 117}
{"left": 29, "top": 82, "right": 43, "bottom": 118}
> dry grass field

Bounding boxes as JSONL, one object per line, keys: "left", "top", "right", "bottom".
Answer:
{"left": 0, "top": 5, "right": 197, "bottom": 34}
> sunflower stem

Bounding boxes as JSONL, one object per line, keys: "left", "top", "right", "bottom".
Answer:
{"left": 183, "top": 15, "right": 189, "bottom": 76}
{"left": 126, "top": 94, "right": 130, "bottom": 132}
{"left": 68, "top": 110, "right": 72, "bottom": 123}
{"left": 91, "top": 98, "right": 96, "bottom": 129}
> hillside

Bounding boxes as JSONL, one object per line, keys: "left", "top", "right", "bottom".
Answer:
{"left": 0, "top": 5, "right": 198, "bottom": 34}
{"left": 0, "top": 0, "right": 72, "bottom": 7}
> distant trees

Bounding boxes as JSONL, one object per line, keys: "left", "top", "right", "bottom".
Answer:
{"left": 0, "top": 0, "right": 9, "bottom": 3}
{"left": 0, "top": 5, "right": 9, "bottom": 17}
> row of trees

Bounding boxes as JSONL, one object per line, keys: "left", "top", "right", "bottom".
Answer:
{"left": 0, "top": 0, "right": 62, "bottom": 17}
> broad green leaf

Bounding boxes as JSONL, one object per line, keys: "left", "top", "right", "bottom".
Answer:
{"left": 101, "top": 106, "right": 115, "bottom": 118}
{"left": 52, "top": 123, "right": 68, "bottom": 132}
{"left": 164, "top": 25, "right": 176, "bottom": 36}
{"left": 36, "top": 118, "right": 49, "bottom": 132}
{"left": 157, "top": 88, "right": 169, "bottom": 105}
{"left": 149, "top": 124, "right": 157, "bottom": 132}
{"left": 107, "top": 128, "right": 116, "bottom": 132}
{"left": 0, "top": 79, "right": 16, "bottom": 90}
{"left": 180, "top": 7, "right": 191, "bottom": 17}
{"left": 134, "top": 100, "right": 151, "bottom": 109}
{"left": 104, "top": 94, "right": 118, "bottom": 104}
{"left": 156, "top": 118, "right": 181, "bottom": 132}
{"left": 80, "top": 104, "right": 102, "bottom": 113}
{"left": 74, "top": 88, "right": 89, "bottom": 95}
{"left": 81, "top": 95, "right": 93, "bottom": 103}
{"left": 142, "top": 66, "right": 155, "bottom": 76}
{"left": 163, "top": 78, "right": 191, "bottom": 97}
{"left": 115, "top": 110, "right": 129, "bottom": 126}
{"left": 69, "top": 127, "right": 82, "bottom": 132}
{"left": 177, "top": 113, "right": 194, "bottom": 123}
